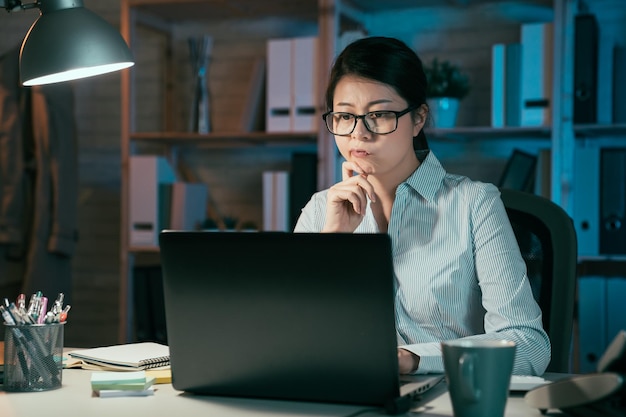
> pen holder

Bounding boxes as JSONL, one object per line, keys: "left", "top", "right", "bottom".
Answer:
{"left": 3, "top": 323, "right": 64, "bottom": 392}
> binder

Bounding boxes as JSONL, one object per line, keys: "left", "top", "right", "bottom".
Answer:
{"left": 129, "top": 156, "right": 177, "bottom": 247}
{"left": 573, "top": 14, "right": 598, "bottom": 124}
{"left": 266, "top": 36, "right": 318, "bottom": 132}
{"left": 266, "top": 38, "right": 292, "bottom": 132}
{"left": 263, "top": 171, "right": 289, "bottom": 231}
{"left": 505, "top": 43, "right": 522, "bottom": 126}
{"left": 600, "top": 148, "right": 626, "bottom": 254}
{"left": 607, "top": 278, "right": 626, "bottom": 348}
{"left": 520, "top": 22, "right": 553, "bottom": 127}
{"left": 292, "top": 36, "right": 318, "bottom": 132}
{"left": 573, "top": 147, "right": 600, "bottom": 257}
{"left": 169, "top": 182, "right": 208, "bottom": 231}
{"left": 289, "top": 153, "right": 318, "bottom": 230}
{"left": 577, "top": 276, "right": 608, "bottom": 373}
{"left": 491, "top": 43, "right": 505, "bottom": 127}
{"left": 491, "top": 43, "right": 522, "bottom": 127}
{"left": 613, "top": 45, "right": 626, "bottom": 123}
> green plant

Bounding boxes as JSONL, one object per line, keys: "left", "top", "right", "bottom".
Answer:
{"left": 424, "top": 58, "right": 470, "bottom": 100}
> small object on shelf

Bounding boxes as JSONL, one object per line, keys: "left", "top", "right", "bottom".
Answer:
{"left": 222, "top": 216, "right": 238, "bottom": 231}
{"left": 188, "top": 35, "right": 213, "bottom": 133}
{"left": 424, "top": 58, "right": 470, "bottom": 128}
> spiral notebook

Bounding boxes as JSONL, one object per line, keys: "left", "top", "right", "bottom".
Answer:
{"left": 68, "top": 342, "right": 170, "bottom": 371}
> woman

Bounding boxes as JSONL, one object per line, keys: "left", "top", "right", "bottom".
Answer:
{"left": 294, "top": 36, "right": 550, "bottom": 375}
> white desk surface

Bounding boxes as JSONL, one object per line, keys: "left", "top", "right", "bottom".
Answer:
{"left": 0, "top": 368, "right": 559, "bottom": 417}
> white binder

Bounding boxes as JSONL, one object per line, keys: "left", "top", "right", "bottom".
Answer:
{"left": 263, "top": 171, "right": 290, "bottom": 232}
{"left": 266, "top": 36, "right": 318, "bottom": 132}
{"left": 129, "top": 156, "right": 177, "bottom": 247}
{"left": 520, "top": 22, "right": 553, "bottom": 127}
{"left": 266, "top": 38, "right": 292, "bottom": 132}
{"left": 293, "top": 36, "right": 318, "bottom": 132}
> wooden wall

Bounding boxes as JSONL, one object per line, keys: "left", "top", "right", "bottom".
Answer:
{"left": 0, "top": 0, "right": 622, "bottom": 348}
{"left": 0, "top": 1, "right": 557, "bottom": 348}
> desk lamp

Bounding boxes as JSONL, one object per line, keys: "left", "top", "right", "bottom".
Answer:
{"left": 2, "top": 0, "right": 134, "bottom": 86}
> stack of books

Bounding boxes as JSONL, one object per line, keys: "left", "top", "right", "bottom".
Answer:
{"left": 91, "top": 370, "right": 156, "bottom": 397}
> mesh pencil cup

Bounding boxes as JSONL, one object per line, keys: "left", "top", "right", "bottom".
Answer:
{"left": 3, "top": 323, "right": 65, "bottom": 392}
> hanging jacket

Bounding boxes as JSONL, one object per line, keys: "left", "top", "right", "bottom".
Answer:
{"left": 0, "top": 46, "right": 78, "bottom": 298}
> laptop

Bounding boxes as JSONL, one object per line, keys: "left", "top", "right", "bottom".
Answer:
{"left": 159, "top": 231, "right": 444, "bottom": 414}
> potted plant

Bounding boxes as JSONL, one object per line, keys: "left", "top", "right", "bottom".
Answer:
{"left": 423, "top": 58, "right": 470, "bottom": 128}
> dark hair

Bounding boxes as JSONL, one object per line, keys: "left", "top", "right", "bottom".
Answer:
{"left": 325, "top": 36, "right": 429, "bottom": 150}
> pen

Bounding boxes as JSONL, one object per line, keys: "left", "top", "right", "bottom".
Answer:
{"left": 60, "top": 305, "right": 71, "bottom": 322}
{"left": 37, "top": 297, "right": 48, "bottom": 324}
{"left": 26, "top": 292, "right": 42, "bottom": 323}
{"left": 0, "top": 305, "right": 16, "bottom": 325}
{"left": 8, "top": 303, "right": 27, "bottom": 325}
{"left": 51, "top": 293, "right": 64, "bottom": 315}
{"left": 16, "top": 293, "right": 26, "bottom": 314}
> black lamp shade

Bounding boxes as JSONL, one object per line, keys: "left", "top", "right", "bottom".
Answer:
{"left": 20, "top": 2, "right": 134, "bottom": 86}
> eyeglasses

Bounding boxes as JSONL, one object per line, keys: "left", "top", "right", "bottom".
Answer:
{"left": 322, "top": 106, "right": 415, "bottom": 136}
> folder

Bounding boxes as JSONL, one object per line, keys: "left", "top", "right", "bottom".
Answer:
{"left": 263, "top": 171, "right": 289, "bottom": 231}
{"left": 266, "top": 36, "right": 318, "bottom": 132}
{"left": 289, "top": 153, "right": 318, "bottom": 230}
{"left": 129, "top": 156, "right": 177, "bottom": 247}
{"left": 520, "top": 22, "right": 553, "bottom": 127}
{"left": 572, "top": 147, "right": 600, "bottom": 257}
{"left": 577, "top": 276, "right": 608, "bottom": 373}
{"left": 600, "top": 148, "right": 626, "bottom": 254}
{"left": 573, "top": 14, "right": 598, "bottom": 124}
{"left": 505, "top": 43, "right": 522, "bottom": 126}
{"left": 292, "top": 36, "right": 318, "bottom": 132}
{"left": 491, "top": 43, "right": 522, "bottom": 127}
{"left": 169, "top": 182, "right": 208, "bottom": 231}
{"left": 266, "top": 38, "right": 292, "bottom": 132}
{"left": 613, "top": 45, "right": 626, "bottom": 123}
{"left": 491, "top": 44, "right": 505, "bottom": 127}
{"left": 607, "top": 278, "right": 626, "bottom": 349}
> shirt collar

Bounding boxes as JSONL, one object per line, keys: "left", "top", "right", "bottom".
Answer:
{"left": 404, "top": 150, "right": 446, "bottom": 202}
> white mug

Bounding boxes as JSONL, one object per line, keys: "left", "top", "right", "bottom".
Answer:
{"left": 442, "top": 339, "right": 516, "bottom": 417}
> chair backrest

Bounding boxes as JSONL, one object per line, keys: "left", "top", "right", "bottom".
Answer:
{"left": 499, "top": 188, "right": 578, "bottom": 373}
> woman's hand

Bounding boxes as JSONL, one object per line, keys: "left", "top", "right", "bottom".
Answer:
{"left": 398, "top": 349, "right": 420, "bottom": 374}
{"left": 322, "top": 161, "right": 377, "bottom": 232}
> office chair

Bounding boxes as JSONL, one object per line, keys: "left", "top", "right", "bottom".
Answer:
{"left": 499, "top": 188, "right": 578, "bottom": 373}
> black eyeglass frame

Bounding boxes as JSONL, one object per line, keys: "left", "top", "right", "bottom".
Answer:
{"left": 321, "top": 106, "right": 416, "bottom": 136}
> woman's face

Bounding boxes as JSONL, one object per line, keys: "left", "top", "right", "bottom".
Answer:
{"left": 332, "top": 75, "right": 424, "bottom": 178}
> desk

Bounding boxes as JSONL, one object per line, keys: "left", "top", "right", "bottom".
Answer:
{"left": 0, "top": 369, "right": 560, "bottom": 417}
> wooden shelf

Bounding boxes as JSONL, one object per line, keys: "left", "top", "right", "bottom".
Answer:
{"left": 130, "top": 131, "right": 318, "bottom": 148}
{"left": 426, "top": 126, "right": 551, "bottom": 141}
{"left": 574, "top": 123, "right": 626, "bottom": 137}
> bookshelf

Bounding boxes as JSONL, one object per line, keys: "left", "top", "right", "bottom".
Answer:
{"left": 119, "top": 0, "right": 625, "bottom": 343}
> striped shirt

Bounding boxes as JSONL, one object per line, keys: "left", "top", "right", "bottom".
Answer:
{"left": 294, "top": 151, "right": 551, "bottom": 375}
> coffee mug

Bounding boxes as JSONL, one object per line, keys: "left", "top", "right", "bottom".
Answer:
{"left": 442, "top": 339, "right": 516, "bottom": 417}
